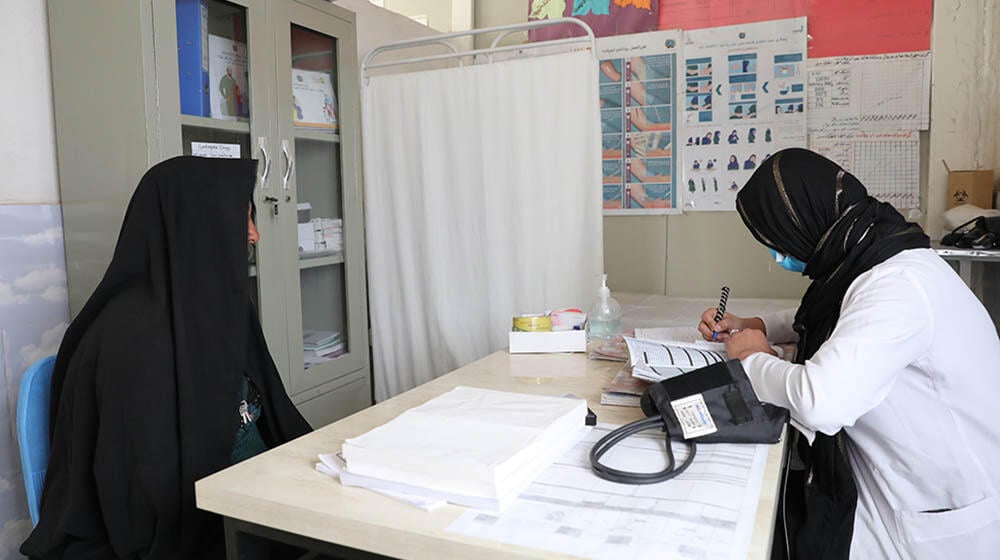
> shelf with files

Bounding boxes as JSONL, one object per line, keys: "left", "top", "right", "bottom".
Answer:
{"left": 179, "top": 114, "right": 251, "bottom": 133}
{"left": 294, "top": 128, "right": 340, "bottom": 143}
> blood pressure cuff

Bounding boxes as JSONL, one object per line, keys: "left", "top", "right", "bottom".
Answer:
{"left": 639, "top": 359, "right": 788, "bottom": 444}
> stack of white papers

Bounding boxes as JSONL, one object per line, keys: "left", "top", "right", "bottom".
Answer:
{"left": 340, "top": 387, "right": 588, "bottom": 510}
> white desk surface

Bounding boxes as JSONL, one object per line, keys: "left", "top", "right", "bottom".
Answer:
{"left": 197, "top": 295, "right": 798, "bottom": 559}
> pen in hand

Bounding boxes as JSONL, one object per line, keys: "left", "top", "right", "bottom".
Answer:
{"left": 712, "top": 286, "right": 730, "bottom": 341}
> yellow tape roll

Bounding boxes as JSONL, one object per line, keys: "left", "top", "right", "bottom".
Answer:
{"left": 512, "top": 314, "right": 552, "bottom": 332}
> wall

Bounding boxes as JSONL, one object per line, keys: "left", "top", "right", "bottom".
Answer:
{"left": 0, "top": 3, "right": 59, "bottom": 204}
{"left": 476, "top": 0, "right": 1000, "bottom": 299}
{"left": 926, "top": 0, "right": 1000, "bottom": 238}
{"left": 0, "top": 3, "right": 69, "bottom": 558}
{"left": 383, "top": 0, "right": 452, "bottom": 32}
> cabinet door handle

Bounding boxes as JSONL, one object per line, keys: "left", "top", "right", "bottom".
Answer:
{"left": 281, "top": 139, "right": 294, "bottom": 191}
{"left": 258, "top": 136, "right": 271, "bottom": 185}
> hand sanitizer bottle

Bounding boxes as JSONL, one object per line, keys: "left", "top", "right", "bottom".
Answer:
{"left": 587, "top": 274, "right": 622, "bottom": 346}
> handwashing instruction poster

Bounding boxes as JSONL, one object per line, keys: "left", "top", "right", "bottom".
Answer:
{"left": 598, "top": 30, "right": 681, "bottom": 215}
{"left": 680, "top": 17, "right": 807, "bottom": 211}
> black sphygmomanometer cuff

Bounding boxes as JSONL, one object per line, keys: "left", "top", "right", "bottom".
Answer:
{"left": 641, "top": 359, "right": 788, "bottom": 444}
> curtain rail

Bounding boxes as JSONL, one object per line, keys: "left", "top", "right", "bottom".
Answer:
{"left": 361, "top": 18, "right": 596, "bottom": 81}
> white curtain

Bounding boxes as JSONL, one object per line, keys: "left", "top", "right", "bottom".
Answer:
{"left": 362, "top": 50, "right": 603, "bottom": 401}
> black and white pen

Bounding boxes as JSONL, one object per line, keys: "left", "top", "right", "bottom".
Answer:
{"left": 712, "top": 286, "right": 730, "bottom": 341}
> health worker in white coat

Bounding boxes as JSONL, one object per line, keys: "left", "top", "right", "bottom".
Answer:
{"left": 699, "top": 148, "right": 1000, "bottom": 560}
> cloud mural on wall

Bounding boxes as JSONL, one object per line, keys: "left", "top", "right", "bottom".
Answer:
{"left": 20, "top": 322, "right": 68, "bottom": 368}
{"left": 0, "top": 285, "right": 29, "bottom": 307}
{"left": 21, "top": 228, "right": 62, "bottom": 247}
{"left": 0, "top": 204, "right": 70, "bottom": 557}
{"left": 13, "top": 267, "right": 66, "bottom": 294}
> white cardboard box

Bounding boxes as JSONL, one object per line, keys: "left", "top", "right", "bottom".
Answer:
{"left": 508, "top": 330, "right": 586, "bottom": 354}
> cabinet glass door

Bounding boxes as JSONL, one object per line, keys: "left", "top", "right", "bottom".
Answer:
{"left": 274, "top": 3, "right": 366, "bottom": 394}
{"left": 168, "top": 0, "right": 286, "bottom": 369}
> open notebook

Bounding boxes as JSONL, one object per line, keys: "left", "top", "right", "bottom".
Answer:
{"left": 623, "top": 334, "right": 727, "bottom": 382}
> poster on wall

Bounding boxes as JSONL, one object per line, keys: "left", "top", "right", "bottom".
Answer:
{"left": 528, "top": 0, "right": 658, "bottom": 41}
{"left": 805, "top": 51, "right": 930, "bottom": 209}
{"left": 656, "top": 0, "right": 931, "bottom": 58}
{"left": 679, "top": 17, "right": 807, "bottom": 211}
{"left": 657, "top": 0, "right": 804, "bottom": 32}
{"left": 807, "top": 51, "right": 931, "bottom": 134}
{"left": 597, "top": 30, "right": 681, "bottom": 214}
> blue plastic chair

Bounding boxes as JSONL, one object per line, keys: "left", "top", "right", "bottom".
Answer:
{"left": 17, "top": 355, "right": 56, "bottom": 526}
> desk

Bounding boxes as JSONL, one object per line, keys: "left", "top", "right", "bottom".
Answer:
{"left": 197, "top": 297, "right": 796, "bottom": 560}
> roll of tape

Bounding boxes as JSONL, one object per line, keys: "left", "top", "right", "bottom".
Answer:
{"left": 513, "top": 314, "right": 552, "bottom": 332}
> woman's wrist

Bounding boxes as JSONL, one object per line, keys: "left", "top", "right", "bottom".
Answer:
{"left": 735, "top": 316, "right": 767, "bottom": 335}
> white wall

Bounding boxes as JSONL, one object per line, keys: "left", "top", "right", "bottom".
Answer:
{"left": 476, "top": 0, "right": 1000, "bottom": 299}
{"left": 0, "top": 1, "right": 59, "bottom": 204}
{"left": 926, "top": 0, "right": 1000, "bottom": 237}
{"left": 383, "top": 0, "right": 452, "bottom": 32}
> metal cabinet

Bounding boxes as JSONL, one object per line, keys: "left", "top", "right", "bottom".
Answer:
{"left": 48, "top": 0, "right": 371, "bottom": 427}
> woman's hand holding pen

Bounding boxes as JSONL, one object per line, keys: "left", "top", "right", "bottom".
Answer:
{"left": 698, "top": 309, "right": 766, "bottom": 342}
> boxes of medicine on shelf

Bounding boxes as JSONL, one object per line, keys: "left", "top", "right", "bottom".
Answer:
{"left": 944, "top": 161, "right": 995, "bottom": 209}
{"left": 508, "top": 310, "right": 586, "bottom": 354}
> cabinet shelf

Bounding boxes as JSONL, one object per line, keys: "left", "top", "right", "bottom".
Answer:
{"left": 294, "top": 128, "right": 341, "bottom": 143}
{"left": 180, "top": 114, "right": 251, "bottom": 133}
{"left": 248, "top": 251, "right": 343, "bottom": 277}
{"left": 299, "top": 251, "right": 344, "bottom": 269}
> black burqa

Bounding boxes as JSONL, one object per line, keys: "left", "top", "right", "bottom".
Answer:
{"left": 22, "top": 156, "right": 312, "bottom": 559}
{"left": 735, "top": 148, "right": 929, "bottom": 559}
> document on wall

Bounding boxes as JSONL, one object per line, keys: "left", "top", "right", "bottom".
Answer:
{"left": 809, "top": 130, "right": 921, "bottom": 209}
{"left": 597, "top": 30, "right": 682, "bottom": 215}
{"left": 680, "top": 17, "right": 808, "bottom": 212}
{"left": 447, "top": 424, "right": 770, "bottom": 560}
{"left": 807, "top": 51, "right": 931, "bottom": 133}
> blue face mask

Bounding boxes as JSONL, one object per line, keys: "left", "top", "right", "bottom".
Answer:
{"left": 769, "top": 249, "right": 807, "bottom": 273}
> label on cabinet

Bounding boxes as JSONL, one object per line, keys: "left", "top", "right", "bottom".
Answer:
{"left": 191, "top": 142, "right": 241, "bottom": 159}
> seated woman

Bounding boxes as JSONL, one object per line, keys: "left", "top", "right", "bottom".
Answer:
{"left": 700, "top": 149, "right": 1000, "bottom": 559}
{"left": 21, "top": 156, "right": 312, "bottom": 559}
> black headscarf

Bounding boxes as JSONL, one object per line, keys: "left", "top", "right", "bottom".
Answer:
{"left": 22, "top": 156, "right": 311, "bottom": 559}
{"left": 737, "top": 148, "right": 930, "bottom": 360}
{"left": 736, "top": 148, "right": 929, "bottom": 559}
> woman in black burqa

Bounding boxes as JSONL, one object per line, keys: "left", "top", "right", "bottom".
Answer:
{"left": 22, "top": 156, "right": 312, "bottom": 559}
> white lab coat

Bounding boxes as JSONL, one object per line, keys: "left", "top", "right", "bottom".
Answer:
{"left": 742, "top": 248, "right": 1000, "bottom": 560}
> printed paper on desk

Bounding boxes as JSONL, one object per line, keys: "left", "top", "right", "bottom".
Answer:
{"left": 447, "top": 423, "right": 770, "bottom": 560}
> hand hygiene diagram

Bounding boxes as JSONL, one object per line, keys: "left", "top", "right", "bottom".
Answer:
{"left": 598, "top": 30, "right": 680, "bottom": 214}
{"left": 448, "top": 424, "right": 769, "bottom": 560}
{"left": 680, "top": 17, "right": 808, "bottom": 211}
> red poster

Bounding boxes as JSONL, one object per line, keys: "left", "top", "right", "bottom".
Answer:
{"left": 657, "top": 0, "right": 805, "bottom": 31}
{"left": 806, "top": 0, "right": 931, "bottom": 58}
{"left": 657, "top": 0, "right": 932, "bottom": 58}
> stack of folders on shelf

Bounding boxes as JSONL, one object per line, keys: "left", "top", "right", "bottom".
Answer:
{"left": 297, "top": 217, "right": 343, "bottom": 254}
{"left": 314, "top": 218, "right": 343, "bottom": 253}
{"left": 331, "top": 387, "right": 589, "bottom": 511}
{"left": 303, "top": 329, "right": 344, "bottom": 360}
